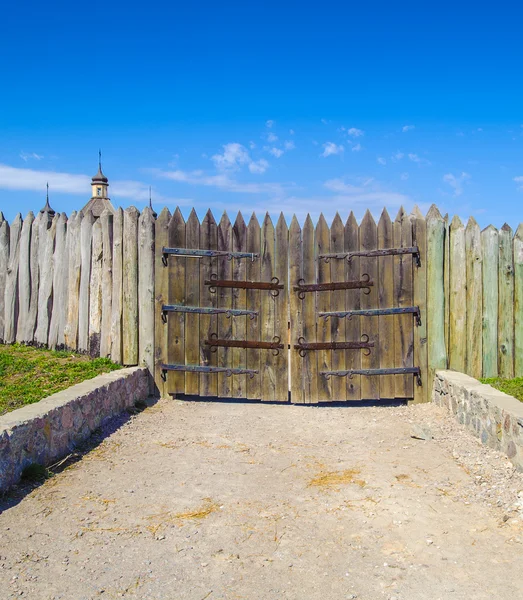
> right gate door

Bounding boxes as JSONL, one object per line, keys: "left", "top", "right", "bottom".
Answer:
{"left": 289, "top": 209, "right": 422, "bottom": 403}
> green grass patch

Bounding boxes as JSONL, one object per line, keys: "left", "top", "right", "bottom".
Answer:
{"left": 479, "top": 377, "right": 523, "bottom": 402}
{"left": 0, "top": 344, "right": 122, "bottom": 416}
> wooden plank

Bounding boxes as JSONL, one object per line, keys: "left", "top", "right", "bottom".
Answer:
{"left": 110, "top": 208, "right": 123, "bottom": 363}
{"left": 465, "top": 216, "right": 483, "bottom": 378}
{"left": 0, "top": 215, "right": 8, "bottom": 343}
{"left": 4, "top": 213, "right": 22, "bottom": 344}
{"left": 167, "top": 208, "right": 186, "bottom": 395}
{"left": 360, "top": 210, "right": 379, "bottom": 400}
{"left": 316, "top": 214, "right": 332, "bottom": 402}
{"left": 246, "top": 213, "right": 262, "bottom": 399}
{"left": 448, "top": 215, "right": 466, "bottom": 372}
{"left": 260, "top": 213, "right": 276, "bottom": 401}
{"left": 410, "top": 206, "right": 428, "bottom": 403}
{"left": 100, "top": 210, "right": 114, "bottom": 358}
{"left": 154, "top": 207, "right": 171, "bottom": 396}
{"left": 498, "top": 223, "right": 514, "bottom": 378}
{"left": 27, "top": 212, "right": 42, "bottom": 345}
{"left": 89, "top": 220, "right": 103, "bottom": 356}
{"left": 275, "top": 213, "right": 289, "bottom": 402}
{"left": 514, "top": 224, "right": 523, "bottom": 377}
{"left": 217, "top": 212, "right": 232, "bottom": 397}
{"left": 443, "top": 213, "right": 450, "bottom": 363}
{"left": 138, "top": 206, "right": 155, "bottom": 383}
{"left": 184, "top": 209, "right": 200, "bottom": 395}
{"left": 426, "top": 205, "right": 447, "bottom": 385}
{"left": 35, "top": 215, "right": 57, "bottom": 347}
{"left": 302, "top": 215, "right": 318, "bottom": 403}
{"left": 16, "top": 211, "right": 34, "bottom": 343}
{"left": 329, "top": 214, "right": 345, "bottom": 401}
{"left": 199, "top": 209, "right": 218, "bottom": 397}
{"left": 481, "top": 225, "right": 499, "bottom": 377}
{"left": 78, "top": 210, "right": 94, "bottom": 352}
{"left": 377, "top": 209, "right": 395, "bottom": 398}
{"left": 232, "top": 212, "right": 247, "bottom": 398}
{"left": 48, "top": 213, "right": 68, "bottom": 349}
{"left": 344, "top": 212, "right": 361, "bottom": 401}
{"left": 289, "top": 215, "right": 304, "bottom": 404}
{"left": 122, "top": 207, "right": 139, "bottom": 365}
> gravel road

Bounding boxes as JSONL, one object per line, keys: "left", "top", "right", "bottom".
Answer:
{"left": 1, "top": 399, "right": 522, "bottom": 600}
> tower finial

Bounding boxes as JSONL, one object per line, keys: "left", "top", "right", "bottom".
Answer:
{"left": 46, "top": 181, "right": 49, "bottom": 203}
{"left": 99, "top": 149, "right": 102, "bottom": 171}
{"left": 148, "top": 186, "right": 157, "bottom": 218}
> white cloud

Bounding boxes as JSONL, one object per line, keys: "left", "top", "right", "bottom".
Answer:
{"left": 20, "top": 151, "right": 43, "bottom": 162}
{"left": 513, "top": 176, "right": 523, "bottom": 191}
{"left": 408, "top": 153, "right": 431, "bottom": 165}
{"left": 249, "top": 141, "right": 256, "bottom": 149}
{"left": 400, "top": 172, "right": 409, "bottom": 180}
{"left": 289, "top": 129, "right": 295, "bottom": 135}
{"left": 248, "top": 159, "right": 269, "bottom": 174}
{"left": 269, "top": 148, "right": 284, "bottom": 158}
{"left": 284, "top": 140, "right": 295, "bottom": 151}
{"left": 391, "top": 152, "right": 404, "bottom": 162}
{"left": 377, "top": 157, "right": 387, "bottom": 165}
{"left": 321, "top": 142, "right": 344, "bottom": 157}
{"left": 321, "top": 118, "right": 330, "bottom": 125}
{"left": 351, "top": 143, "right": 362, "bottom": 152}
{"left": 266, "top": 120, "right": 274, "bottom": 128}
{"left": 443, "top": 172, "right": 471, "bottom": 196}
{"left": 211, "top": 143, "right": 250, "bottom": 171}
{"left": 347, "top": 127, "right": 364, "bottom": 137}
{"left": 267, "top": 132, "right": 278, "bottom": 143}
{"left": 402, "top": 125, "right": 415, "bottom": 132}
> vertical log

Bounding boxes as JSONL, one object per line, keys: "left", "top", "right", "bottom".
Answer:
{"left": 78, "top": 210, "right": 94, "bottom": 352}
{"left": 0, "top": 216, "right": 9, "bottom": 343}
{"left": 465, "top": 217, "right": 483, "bottom": 378}
{"left": 410, "top": 206, "right": 428, "bottom": 402}
{"left": 481, "top": 225, "right": 499, "bottom": 378}
{"left": 35, "top": 215, "right": 57, "bottom": 347}
{"left": 168, "top": 208, "right": 186, "bottom": 394}
{"left": 100, "top": 210, "right": 114, "bottom": 358}
{"left": 27, "top": 213, "right": 41, "bottom": 344}
{"left": 246, "top": 213, "right": 261, "bottom": 399}
{"left": 345, "top": 213, "right": 361, "bottom": 400}
{"left": 154, "top": 207, "right": 171, "bottom": 396}
{"left": 275, "top": 213, "right": 289, "bottom": 402}
{"left": 199, "top": 209, "right": 218, "bottom": 397}
{"left": 16, "top": 211, "right": 34, "bottom": 343}
{"left": 48, "top": 213, "right": 68, "bottom": 349}
{"left": 443, "top": 213, "right": 450, "bottom": 363}
{"left": 138, "top": 207, "right": 155, "bottom": 385}
{"left": 122, "top": 206, "right": 139, "bottom": 365}
{"left": 378, "top": 209, "right": 395, "bottom": 398}
{"left": 64, "top": 212, "right": 82, "bottom": 350}
{"left": 426, "top": 205, "right": 447, "bottom": 383}
{"left": 448, "top": 215, "right": 466, "bottom": 372}
{"left": 89, "top": 219, "right": 103, "bottom": 357}
{"left": 289, "top": 215, "right": 303, "bottom": 403}
{"left": 316, "top": 214, "right": 332, "bottom": 401}
{"left": 231, "top": 212, "right": 247, "bottom": 398}
{"left": 329, "top": 214, "right": 345, "bottom": 401}
{"left": 514, "top": 224, "right": 523, "bottom": 377}
{"left": 498, "top": 223, "right": 514, "bottom": 378}
{"left": 111, "top": 208, "right": 124, "bottom": 363}
{"left": 4, "top": 214, "right": 22, "bottom": 343}
{"left": 260, "top": 213, "right": 276, "bottom": 401}
{"left": 183, "top": 209, "right": 200, "bottom": 395}
{"left": 302, "top": 215, "right": 318, "bottom": 403}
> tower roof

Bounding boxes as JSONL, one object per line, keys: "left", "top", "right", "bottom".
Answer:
{"left": 92, "top": 150, "right": 109, "bottom": 184}
{"left": 40, "top": 183, "right": 56, "bottom": 217}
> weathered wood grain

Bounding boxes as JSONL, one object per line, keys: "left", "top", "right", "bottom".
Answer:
{"left": 498, "top": 223, "right": 514, "bottom": 378}
{"left": 100, "top": 210, "right": 114, "bottom": 358}
{"left": 16, "top": 211, "right": 34, "bottom": 343}
{"left": 246, "top": 213, "right": 262, "bottom": 399}
{"left": 426, "top": 205, "right": 447, "bottom": 382}
{"left": 289, "top": 215, "right": 303, "bottom": 403}
{"left": 138, "top": 207, "right": 155, "bottom": 383}
{"left": 377, "top": 209, "right": 395, "bottom": 398}
{"left": 345, "top": 213, "right": 361, "bottom": 400}
{"left": 48, "top": 213, "right": 68, "bottom": 349}
{"left": 360, "top": 210, "right": 379, "bottom": 400}
{"left": 329, "top": 214, "right": 345, "bottom": 401}
{"left": 302, "top": 215, "right": 318, "bottom": 403}
{"left": 448, "top": 215, "right": 466, "bottom": 373}
{"left": 167, "top": 208, "right": 186, "bottom": 394}
{"left": 78, "top": 210, "right": 94, "bottom": 352}
{"left": 232, "top": 212, "right": 247, "bottom": 398}
{"left": 275, "top": 213, "right": 289, "bottom": 402}
{"left": 89, "top": 219, "right": 103, "bottom": 357}
{"left": 63, "top": 212, "right": 81, "bottom": 350}
{"left": 481, "top": 225, "right": 499, "bottom": 378}
{"left": 27, "top": 212, "right": 42, "bottom": 345}
{"left": 154, "top": 207, "right": 171, "bottom": 396}
{"left": 410, "top": 206, "right": 428, "bottom": 402}
{"left": 514, "top": 224, "right": 523, "bottom": 377}
{"left": 443, "top": 213, "right": 450, "bottom": 361}
{"left": 465, "top": 217, "right": 483, "bottom": 379}
{"left": 0, "top": 216, "right": 10, "bottom": 342}
{"left": 316, "top": 214, "right": 332, "bottom": 402}
{"left": 199, "top": 209, "right": 218, "bottom": 397}
{"left": 110, "top": 208, "right": 123, "bottom": 363}
{"left": 184, "top": 209, "right": 200, "bottom": 395}
{"left": 260, "top": 213, "right": 276, "bottom": 401}
{"left": 4, "top": 214, "right": 22, "bottom": 343}
{"left": 35, "top": 214, "right": 56, "bottom": 347}
{"left": 217, "top": 212, "right": 232, "bottom": 397}
{"left": 122, "top": 207, "right": 139, "bottom": 365}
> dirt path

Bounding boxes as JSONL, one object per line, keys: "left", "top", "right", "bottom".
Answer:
{"left": 1, "top": 399, "right": 522, "bottom": 600}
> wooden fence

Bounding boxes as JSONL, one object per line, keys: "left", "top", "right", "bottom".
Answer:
{"left": 1, "top": 204, "right": 522, "bottom": 401}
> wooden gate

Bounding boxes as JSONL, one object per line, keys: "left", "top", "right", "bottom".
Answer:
{"left": 155, "top": 207, "right": 426, "bottom": 403}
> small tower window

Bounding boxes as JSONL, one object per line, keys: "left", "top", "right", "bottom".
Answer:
{"left": 97, "top": 187, "right": 102, "bottom": 197}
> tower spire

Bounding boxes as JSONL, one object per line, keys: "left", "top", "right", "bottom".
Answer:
{"left": 149, "top": 186, "right": 157, "bottom": 218}
{"left": 99, "top": 149, "right": 102, "bottom": 171}
{"left": 40, "top": 181, "right": 55, "bottom": 220}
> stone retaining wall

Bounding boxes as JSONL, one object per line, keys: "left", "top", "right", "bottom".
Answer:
{"left": 0, "top": 367, "right": 150, "bottom": 494}
{"left": 433, "top": 370, "right": 523, "bottom": 471}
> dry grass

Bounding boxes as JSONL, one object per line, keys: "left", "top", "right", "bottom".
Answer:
{"left": 145, "top": 498, "right": 219, "bottom": 534}
{"left": 308, "top": 468, "right": 366, "bottom": 490}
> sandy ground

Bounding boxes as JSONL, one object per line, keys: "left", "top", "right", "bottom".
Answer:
{"left": 1, "top": 398, "right": 523, "bottom": 600}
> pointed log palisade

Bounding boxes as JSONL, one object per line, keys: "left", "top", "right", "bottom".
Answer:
{"left": 0, "top": 204, "right": 522, "bottom": 404}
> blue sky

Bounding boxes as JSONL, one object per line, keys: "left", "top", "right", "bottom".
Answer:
{"left": 1, "top": 0, "right": 523, "bottom": 228}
